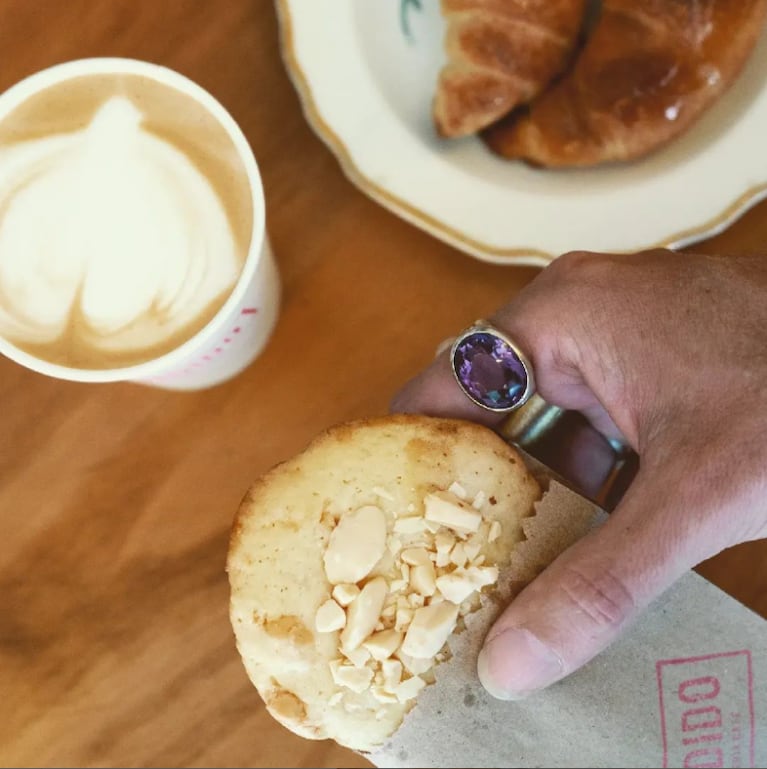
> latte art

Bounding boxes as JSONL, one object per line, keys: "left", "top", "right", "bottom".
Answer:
{"left": 0, "top": 95, "right": 242, "bottom": 364}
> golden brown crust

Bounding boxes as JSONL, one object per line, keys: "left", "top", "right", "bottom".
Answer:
{"left": 433, "top": 0, "right": 587, "bottom": 137}
{"left": 482, "top": 0, "right": 767, "bottom": 166}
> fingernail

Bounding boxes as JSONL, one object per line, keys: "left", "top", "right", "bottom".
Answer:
{"left": 477, "top": 627, "right": 564, "bottom": 701}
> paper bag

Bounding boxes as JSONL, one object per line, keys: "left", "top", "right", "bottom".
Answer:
{"left": 369, "top": 465, "right": 766, "bottom": 768}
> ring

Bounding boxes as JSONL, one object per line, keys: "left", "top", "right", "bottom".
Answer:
{"left": 450, "top": 320, "right": 535, "bottom": 413}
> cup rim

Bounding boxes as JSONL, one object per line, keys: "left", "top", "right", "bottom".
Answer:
{"left": 0, "top": 56, "right": 267, "bottom": 383}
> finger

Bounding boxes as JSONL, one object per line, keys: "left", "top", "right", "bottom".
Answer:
{"left": 476, "top": 461, "right": 725, "bottom": 700}
{"left": 523, "top": 409, "right": 623, "bottom": 501}
{"left": 389, "top": 349, "right": 504, "bottom": 428}
{"left": 391, "top": 302, "right": 633, "bottom": 448}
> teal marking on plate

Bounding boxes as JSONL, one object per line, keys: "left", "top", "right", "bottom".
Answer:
{"left": 400, "top": 0, "right": 423, "bottom": 43}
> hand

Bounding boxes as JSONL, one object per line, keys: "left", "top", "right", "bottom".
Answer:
{"left": 391, "top": 249, "right": 767, "bottom": 700}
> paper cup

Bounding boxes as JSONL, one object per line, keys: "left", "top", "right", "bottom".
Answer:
{"left": 0, "top": 58, "right": 280, "bottom": 391}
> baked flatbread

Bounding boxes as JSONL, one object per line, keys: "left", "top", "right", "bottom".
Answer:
{"left": 227, "top": 414, "right": 540, "bottom": 751}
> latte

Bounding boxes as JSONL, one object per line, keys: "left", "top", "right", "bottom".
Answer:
{"left": 0, "top": 70, "right": 253, "bottom": 369}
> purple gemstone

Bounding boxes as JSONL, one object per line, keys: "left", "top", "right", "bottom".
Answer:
{"left": 453, "top": 331, "right": 528, "bottom": 410}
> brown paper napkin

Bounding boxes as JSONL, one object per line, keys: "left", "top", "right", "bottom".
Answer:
{"left": 370, "top": 460, "right": 766, "bottom": 768}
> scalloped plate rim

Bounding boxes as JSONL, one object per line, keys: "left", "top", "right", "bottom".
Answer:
{"left": 276, "top": 0, "right": 767, "bottom": 266}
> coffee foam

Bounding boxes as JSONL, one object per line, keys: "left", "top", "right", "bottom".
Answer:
{"left": 0, "top": 73, "right": 252, "bottom": 369}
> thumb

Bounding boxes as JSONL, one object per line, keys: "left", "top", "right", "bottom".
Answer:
{"left": 477, "top": 463, "right": 722, "bottom": 700}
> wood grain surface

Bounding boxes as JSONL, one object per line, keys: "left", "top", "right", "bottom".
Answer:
{"left": 0, "top": 2, "right": 766, "bottom": 768}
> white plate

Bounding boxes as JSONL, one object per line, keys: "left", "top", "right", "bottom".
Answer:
{"left": 277, "top": 0, "right": 767, "bottom": 266}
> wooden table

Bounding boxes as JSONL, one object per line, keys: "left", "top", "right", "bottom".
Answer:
{"left": 1, "top": 2, "right": 766, "bottom": 767}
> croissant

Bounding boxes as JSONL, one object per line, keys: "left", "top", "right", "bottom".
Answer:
{"left": 433, "top": 0, "right": 587, "bottom": 137}
{"left": 482, "top": 0, "right": 767, "bottom": 167}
